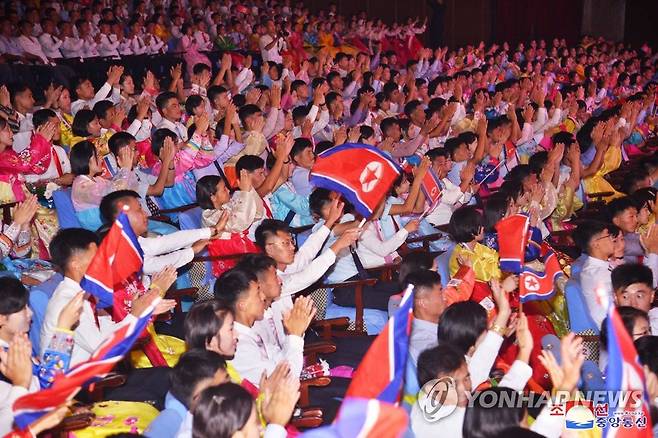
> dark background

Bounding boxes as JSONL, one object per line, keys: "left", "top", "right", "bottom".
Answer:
{"left": 302, "top": 0, "right": 658, "bottom": 47}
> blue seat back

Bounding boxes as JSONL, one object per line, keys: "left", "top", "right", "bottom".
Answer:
{"left": 28, "top": 273, "right": 64, "bottom": 356}
{"left": 52, "top": 189, "right": 82, "bottom": 229}
{"left": 435, "top": 243, "right": 456, "bottom": 288}
{"left": 565, "top": 278, "right": 600, "bottom": 334}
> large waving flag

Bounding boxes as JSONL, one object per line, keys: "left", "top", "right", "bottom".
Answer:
{"left": 12, "top": 299, "right": 158, "bottom": 430}
{"left": 519, "top": 247, "right": 563, "bottom": 303}
{"left": 301, "top": 398, "right": 408, "bottom": 438}
{"left": 495, "top": 214, "right": 530, "bottom": 273}
{"left": 80, "top": 212, "right": 144, "bottom": 309}
{"left": 345, "top": 285, "right": 414, "bottom": 403}
{"left": 310, "top": 143, "right": 402, "bottom": 218}
{"left": 604, "top": 300, "right": 653, "bottom": 437}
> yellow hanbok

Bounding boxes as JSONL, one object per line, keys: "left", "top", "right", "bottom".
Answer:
{"left": 449, "top": 243, "right": 502, "bottom": 282}
{"left": 582, "top": 145, "right": 624, "bottom": 201}
{"left": 69, "top": 401, "right": 159, "bottom": 438}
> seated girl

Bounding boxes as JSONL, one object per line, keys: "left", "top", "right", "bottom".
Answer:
{"left": 0, "top": 118, "right": 54, "bottom": 204}
{"left": 70, "top": 140, "right": 139, "bottom": 230}
{"left": 69, "top": 109, "right": 114, "bottom": 159}
{"left": 195, "top": 173, "right": 261, "bottom": 276}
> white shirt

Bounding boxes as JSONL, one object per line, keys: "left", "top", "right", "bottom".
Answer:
{"left": 230, "top": 321, "right": 304, "bottom": 385}
{"left": 425, "top": 178, "right": 473, "bottom": 226}
{"left": 176, "top": 413, "right": 286, "bottom": 438}
{"left": 41, "top": 276, "right": 137, "bottom": 365}
{"left": 138, "top": 228, "right": 212, "bottom": 275}
{"left": 579, "top": 256, "right": 612, "bottom": 329}
{"left": 0, "top": 339, "right": 40, "bottom": 436}
{"left": 17, "top": 34, "right": 50, "bottom": 63}
{"left": 60, "top": 35, "right": 85, "bottom": 58}
{"left": 81, "top": 35, "right": 99, "bottom": 58}
{"left": 0, "top": 35, "right": 23, "bottom": 56}
{"left": 71, "top": 82, "right": 120, "bottom": 116}
{"left": 38, "top": 32, "right": 63, "bottom": 59}
{"left": 97, "top": 33, "right": 120, "bottom": 57}
{"left": 156, "top": 118, "right": 189, "bottom": 142}
{"left": 409, "top": 318, "right": 438, "bottom": 366}
{"left": 259, "top": 34, "right": 283, "bottom": 63}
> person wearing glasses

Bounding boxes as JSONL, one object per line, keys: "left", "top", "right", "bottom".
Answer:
{"left": 573, "top": 220, "right": 617, "bottom": 328}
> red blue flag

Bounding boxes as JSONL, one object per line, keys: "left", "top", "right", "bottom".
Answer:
{"left": 301, "top": 397, "right": 408, "bottom": 438}
{"left": 310, "top": 143, "right": 402, "bottom": 218}
{"left": 604, "top": 301, "right": 653, "bottom": 437}
{"left": 495, "top": 214, "right": 530, "bottom": 273}
{"left": 519, "top": 249, "right": 563, "bottom": 303}
{"left": 345, "top": 285, "right": 414, "bottom": 403}
{"left": 80, "top": 212, "right": 143, "bottom": 309}
{"left": 12, "top": 300, "right": 157, "bottom": 430}
{"left": 420, "top": 168, "right": 443, "bottom": 205}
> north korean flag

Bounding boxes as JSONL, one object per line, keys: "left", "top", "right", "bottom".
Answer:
{"left": 310, "top": 143, "right": 402, "bottom": 218}
{"left": 420, "top": 167, "right": 443, "bottom": 205}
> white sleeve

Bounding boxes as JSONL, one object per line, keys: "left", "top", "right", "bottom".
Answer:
{"left": 357, "top": 226, "right": 408, "bottom": 258}
{"left": 287, "top": 225, "right": 331, "bottom": 272}
{"left": 312, "top": 109, "right": 330, "bottom": 135}
{"left": 262, "top": 108, "right": 281, "bottom": 139}
{"left": 529, "top": 402, "right": 565, "bottom": 438}
{"left": 643, "top": 253, "right": 658, "bottom": 288}
{"left": 230, "top": 333, "right": 304, "bottom": 384}
{"left": 580, "top": 268, "right": 610, "bottom": 329}
{"left": 91, "top": 82, "right": 113, "bottom": 107}
{"left": 281, "top": 249, "right": 336, "bottom": 296}
{"left": 139, "top": 228, "right": 212, "bottom": 257}
{"left": 468, "top": 330, "right": 504, "bottom": 388}
{"left": 498, "top": 360, "right": 532, "bottom": 391}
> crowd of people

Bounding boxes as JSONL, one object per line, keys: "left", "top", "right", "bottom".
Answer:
{"left": 0, "top": 0, "right": 658, "bottom": 437}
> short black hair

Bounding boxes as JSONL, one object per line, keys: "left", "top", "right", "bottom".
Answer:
{"left": 207, "top": 85, "right": 228, "bottom": 103}
{"left": 196, "top": 175, "right": 224, "bottom": 210}
{"left": 32, "top": 108, "right": 57, "bottom": 129}
{"left": 151, "top": 128, "right": 177, "bottom": 156}
{"left": 93, "top": 99, "right": 115, "bottom": 120}
{"left": 192, "top": 63, "right": 211, "bottom": 76}
{"left": 213, "top": 268, "right": 258, "bottom": 313}
{"left": 99, "top": 190, "right": 140, "bottom": 224}
{"left": 405, "top": 269, "right": 441, "bottom": 292}
{"left": 155, "top": 91, "right": 178, "bottom": 113}
{"left": 635, "top": 336, "right": 658, "bottom": 374}
{"left": 193, "top": 383, "right": 252, "bottom": 438}
{"left": 108, "top": 131, "right": 135, "bottom": 157}
{"left": 601, "top": 306, "right": 649, "bottom": 348}
{"left": 437, "top": 301, "right": 488, "bottom": 356}
{"left": 290, "top": 137, "right": 313, "bottom": 162}
{"left": 235, "top": 155, "right": 264, "bottom": 176}
{"left": 448, "top": 206, "right": 483, "bottom": 243}
{"left": 170, "top": 349, "right": 226, "bottom": 408}
{"left": 70, "top": 140, "right": 97, "bottom": 175}
{"left": 404, "top": 100, "right": 422, "bottom": 118}
{"left": 235, "top": 253, "right": 277, "bottom": 278}
{"left": 49, "top": 228, "right": 99, "bottom": 272}
{"left": 185, "top": 94, "right": 205, "bottom": 116}
{"left": 0, "top": 277, "right": 29, "bottom": 315}
{"left": 399, "top": 252, "right": 435, "bottom": 285}
{"left": 71, "top": 109, "right": 96, "bottom": 137}
{"left": 254, "top": 219, "right": 290, "bottom": 250}
{"left": 238, "top": 104, "right": 261, "bottom": 126}
{"left": 309, "top": 187, "right": 332, "bottom": 218}
{"left": 611, "top": 263, "right": 654, "bottom": 292}
{"left": 184, "top": 300, "right": 233, "bottom": 353}
{"left": 380, "top": 117, "right": 399, "bottom": 135}
{"left": 572, "top": 220, "right": 610, "bottom": 254}
{"left": 607, "top": 196, "right": 638, "bottom": 221}
{"left": 417, "top": 344, "right": 466, "bottom": 386}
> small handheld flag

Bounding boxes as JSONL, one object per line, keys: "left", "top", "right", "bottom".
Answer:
{"left": 310, "top": 143, "right": 402, "bottom": 218}
{"left": 12, "top": 299, "right": 159, "bottom": 430}
{"left": 495, "top": 214, "right": 530, "bottom": 274}
{"left": 345, "top": 285, "right": 414, "bottom": 403}
{"left": 80, "top": 212, "right": 144, "bottom": 309}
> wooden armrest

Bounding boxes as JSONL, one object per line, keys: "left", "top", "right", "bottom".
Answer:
{"left": 299, "top": 376, "right": 331, "bottom": 407}
{"left": 311, "top": 317, "right": 350, "bottom": 340}
{"left": 587, "top": 191, "right": 614, "bottom": 200}
{"left": 165, "top": 287, "right": 197, "bottom": 301}
{"left": 89, "top": 373, "right": 127, "bottom": 402}
{"left": 56, "top": 412, "right": 96, "bottom": 432}
{"left": 366, "top": 261, "right": 401, "bottom": 281}
{"left": 320, "top": 278, "right": 378, "bottom": 289}
{"left": 0, "top": 201, "right": 16, "bottom": 224}
{"left": 193, "top": 252, "right": 257, "bottom": 263}
{"left": 304, "top": 341, "right": 337, "bottom": 356}
{"left": 405, "top": 232, "right": 445, "bottom": 245}
{"left": 291, "top": 413, "right": 323, "bottom": 429}
{"left": 157, "top": 203, "right": 198, "bottom": 215}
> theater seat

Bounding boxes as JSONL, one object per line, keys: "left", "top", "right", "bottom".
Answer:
{"left": 52, "top": 188, "right": 82, "bottom": 229}
{"left": 564, "top": 278, "right": 600, "bottom": 334}
{"left": 435, "top": 243, "right": 456, "bottom": 288}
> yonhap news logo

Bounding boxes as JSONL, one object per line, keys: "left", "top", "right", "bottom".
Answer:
{"left": 416, "top": 385, "right": 648, "bottom": 430}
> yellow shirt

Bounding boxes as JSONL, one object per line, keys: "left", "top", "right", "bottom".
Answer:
{"left": 449, "top": 243, "right": 501, "bottom": 282}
